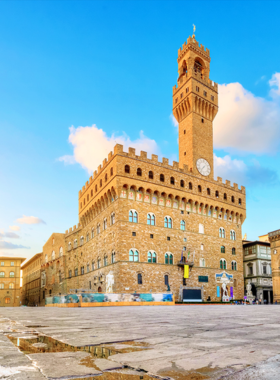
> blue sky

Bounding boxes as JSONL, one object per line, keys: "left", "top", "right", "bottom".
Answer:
{"left": 1, "top": 0, "right": 280, "bottom": 261}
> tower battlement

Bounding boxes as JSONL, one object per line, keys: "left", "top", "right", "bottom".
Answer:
{"left": 178, "top": 36, "right": 210, "bottom": 60}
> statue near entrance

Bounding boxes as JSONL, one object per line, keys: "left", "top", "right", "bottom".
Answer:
{"left": 246, "top": 282, "right": 252, "bottom": 297}
{"left": 106, "top": 271, "right": 114, "bottom": 293}
{"left": 222, "top": 282, "right": 228, "bottom": 297}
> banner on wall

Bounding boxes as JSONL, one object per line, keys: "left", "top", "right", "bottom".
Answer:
{"left": 184, "top": 265, "right": 189, "bottom": 279}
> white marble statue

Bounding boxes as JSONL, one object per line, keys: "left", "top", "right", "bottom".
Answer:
{"left": 222, "top": 282, "right": 228, "bottom": 297}
{"left": 246, "top": 282, "right": 252, "bottom": 296}
{"left": 106, "top": 271, "right": 114, "bottom": 293}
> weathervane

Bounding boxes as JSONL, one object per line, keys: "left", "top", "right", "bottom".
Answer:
{"left": 192, "top": 24, "right": 196, "bottom": 38}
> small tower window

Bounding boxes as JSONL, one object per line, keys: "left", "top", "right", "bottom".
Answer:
{"left": 149, "top": 171, "right": 153, "bottom": 179}
{"left": 180, "top": 180, "right": 184, "bottom": 188}
{"left": 207, "top": 188, "right": 210, "bottom": 195}
{"left": 224, "top": 193, "right": 227, "bottom": 200}
{"left": 160, "top": 174, "right": 164, "bottom": 182}
{"left": 231, "top": 196, "right": 235, "bottom": 203}
{"left": 125, "top": 165, "right": 130, "bottom": 174}
{"left": 170, "top": 177, "right": 175, "bottom": 185}
{"left": 137, "top": 168, "right": 142, "bottom": 176}
{"left": 189, "top": 182, "right": 193, "bottom": 190}
{"left": 198, "top": 185, "right": 202, "bottom": 193}
{"left": 215, "top": 191, "right": 219, "bottom": 198}
{"left": 239, "top": 198, "right": 242, "bottom": 205}
{"left": 184, "top": 130, "right": 186, "bottom": 134}
{"left": 201, "top": 118, "right": 204, "bottom": 123}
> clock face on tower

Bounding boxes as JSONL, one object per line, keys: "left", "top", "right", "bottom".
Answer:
{"left": 196, "top": 158, "right": 211, "bottom": 176}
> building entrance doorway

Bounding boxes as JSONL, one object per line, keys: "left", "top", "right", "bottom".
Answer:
{"left": 98, "top": 286, "right": 102, "bottom": 293}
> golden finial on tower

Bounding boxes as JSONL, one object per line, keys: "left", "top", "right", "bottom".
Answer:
{"left": 192, "top": 24, "right": 196, "bottom": 38}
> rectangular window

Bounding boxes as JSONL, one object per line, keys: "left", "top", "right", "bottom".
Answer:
{"left": 196, "top": 86, "right": 199, "bottom": 92}
{"left": 10, "top": 262, "right": 14, "bottom": 266}
{"left": 132, "top": 232, "right": 136, "bottom": 236}
{"left": 211, "top": 95, "right": 214, "bottom": 101}
{"left": 89, "top": 281, "right": 91, "bottom": 289}
{"left": 186, "top": 87, "right": 189, "bottom": 93}
{"left": 150, "top": 234, "right": 153, "bottom": 239}
{"left": 180, "top": 93, "right": 183, "bottom": 98}
{"left": 1, "top": 262, "right": 4, "bottom": 266}
{"left": 167, "top": 237, "right": 170, "bottom": 241}
{"left": 203, "top": 91, "right": 207, "bottom": 97}
{"left": 198, "top": 276, "right": 208, "bottom": 283}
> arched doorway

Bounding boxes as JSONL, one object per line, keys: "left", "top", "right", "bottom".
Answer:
{"left": 98, "top": 286, "right": 102, "bottom": 293}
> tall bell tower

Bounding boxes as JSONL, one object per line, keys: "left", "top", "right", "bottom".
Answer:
{"left": 173, "top": 33, "right": 218, "bottom": 179}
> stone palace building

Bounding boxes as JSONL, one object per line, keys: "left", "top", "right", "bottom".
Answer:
{"left": 23, "top": 34, "right": 247, "bottom": 305}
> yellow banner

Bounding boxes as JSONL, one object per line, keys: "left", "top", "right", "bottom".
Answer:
{"left": 184, "top": 265, "right": 189, "bottom": 279}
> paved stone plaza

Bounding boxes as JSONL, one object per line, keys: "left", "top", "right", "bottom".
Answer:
{"left": 1, "top": 306, "right": 280, "bottom": 379}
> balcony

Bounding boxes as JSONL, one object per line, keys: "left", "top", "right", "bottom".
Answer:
{"left": 177, "top": 261, "right": 194, "bottom": 267}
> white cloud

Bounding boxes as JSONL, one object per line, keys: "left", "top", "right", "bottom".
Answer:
{"left": 0, "top": 241, "right": 29, "bottom": 249}
{"left": 59, "top": 125, "right": 160, "bottom": 174}
{"left": 214, "top": 75, "right": 280, "bottom": 154}
{"left": 0, "top": 231, "right": 20, "bottom": 239}
{"left": 214, "top": 154, "right": 278, "bottom": 187}
{"left": 170, "top": 114, "right": 178, "bottom": 128}
{"left": 9, "top": 225, "right": 20, "bottom": 231}
{"left": 16, "top": 215, "right": 46, "bottom": 225}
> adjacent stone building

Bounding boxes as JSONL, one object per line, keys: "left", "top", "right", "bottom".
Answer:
{"left": 62, "top": 34, "right": 246, "bottom": 302}
{"left": 268, "top": 229, "right": 280, "bottom": 303}
{"left": 0, "top": 257, "right": 25, "bottom": 307}
{"left": 21, "top": 253, "right": 42, "bottom": 306}
{"left": 40, "top": 233, "right": 66, "bottom": 305}
{"left": 243, "top": 236, "right": 272, "bottom": 303}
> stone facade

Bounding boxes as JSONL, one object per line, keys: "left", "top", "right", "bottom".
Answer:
{"left": 243, "top": 237, "right": 272, "bottom": 303}
{"left": 268, "top": 229, "right": 280, "bottom": 302}
{"left": 0, "top": 257, "right": 25, "bottom": 307}
{"left": 21, "top": 253, "right": 42, "bottom": 306}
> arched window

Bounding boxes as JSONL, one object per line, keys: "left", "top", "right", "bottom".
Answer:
{"left": 81, "top": 266, "right": 84, "bottom": 275}
{"left": 87, "top": 194, "right": 89, "bottom": 201}
{"left": 231, "top": 196, "right": 235, "bottom": 203}
{"left": 230, "top": 230, "right": 236, "bottom": 240}
{"left": 104, "top": 256, "right": 108, "bottom": 266}
{"left": 100, "top": 179, "right": 102, "bottom": 187}
{"left": 0, "top": 283, "right": 4, "bottom": 289}
{"left": 198, "top": 185, "right": 202, "bottom": 193}
{"left": 111, "top": 252, "right": 115, "bottom": 263}
{"left": 164, "top": 274, "right": 169, "bottom": 285}
{"left": 59, "top": 247, "right": 63, "bottom": 257}
{"left": 97, "top": 258, "right": 101, "bottom": 268}
{"left": 149, "top": 171, "right": 154, "bottom": 179}
{"left": 207, "top": 188, "right": 210, "bottom": 195}
{"left": 160, "top": 174, "right": 165, "bottom": 182}
{"left": 215, "top": 191, "right": 219, "bottom": 198}
{"left": 91, "top": 190, "right": 93, "bottom": 197}
{"left": 9, "top": 272, "right": 15, "bottom": 278}
{"left": 97, "top": 224, "right": 100, "bottom": 234}
{"left": 148, "top": 251, "right": 156, "bottom": 263}
{"left": 147, "top": 213, "right": 155, "bottom": 226}
{"left": 69, "top": 270, "right": 72, "bottom": 278}
{"left": 125, "top": 165, "right": 130, "bottom": 174}
{"left": 137, "top": 168, "right": 142, "bottom": 176}
{"left": 180, "top": 220, "right": 186, "bottom": 231}
{"left": 220, "top": 259, "right": 227, "bottom": 270}
{"left": 95, "top": 184, "right": 97, "bottom": 192}
{"left": 189, "top": 182, "right": 193, "bottom": 190}
{"left": 91, "top": 261, "right": 95, "bottom": 271}
{"left": 262, "top": 264, "right": 267, "bottom": 274}
{"left": 231, "top": 261, "right": 237, "bottom": 270}
{"left": 170, "top": 177, "right": 175, "bottom": 185}
{"left": 0, "top": 272, "right": 4, "bottom": 278}
{"left": 232, "top": 247, "right": 236, "bottom": 255}
{"left": 74, "top": 268, "right": 78, "bottom": 276}
{"left": 137, "top": 273, "right": 142, "bottom": 284}
{"left": 45, "top": 254, "right": 48, "bottom": 263}
{"left": 165, "top": 253, "right": 173, "bottom": 264}
{"left": 91, "top": 228, "right": 94, "bottom": 238}
{"left": 80, "top": 236, "right": 84, "bottom": 245}
{"left": 51, "top": 251, "right": 55, "bottom": 260}
{"left": 180, "top": 180, "right": 184, "bottom": 188}
{"left": 129, "top": 249, "right": 139, "bottom": 262}
{"left": 105, "top": 173, "right": 108, "bottom": 182}
{"left": 5, "top": 297, "right": 10, "bottom": 304}
{"left": 111, "top": 212, "right": 115, "bottom": 225}
{"left": 129, "top": 210, "right": 138, "bottom": 223}
{"left": 164, "top": 216, "right": 172, "bottom": 228}
{"left": 219, "top": 228, "right": 225, "bottom": 238}
{"left": 110, "top": 167, "right": 113, "bottom": 176}
{"left": 224, "top": 193, "right": 227, "bottom": 200}
{"left": 68, "top": 242, "right": 71, "bottom": 251}
{"left": 74, "top": 239, "right": 78, "bottom": 248}
{"left": 239, "top": 198, "right": 242, "bottom": 205}
{"left": 86, "top": 233, "right": 89, "bottom": 242}
{"left": 201, "top": 244, "right": 204, "bottom": 250}
{"left": 221, "top": 246, "right": 225, "bottom": 253}
{"left": 199, "top": 224, "right": 204, "bottom": 234}
{"left": 200, "top": 258, "right": 205, "bottom": 267}
{"left": 103, "top": 218, "right": 107, "bottom": 230}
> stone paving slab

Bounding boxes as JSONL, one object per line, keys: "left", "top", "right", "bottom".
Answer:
{"left": 1, "top": 305, "right": 280, "bottom": 379}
